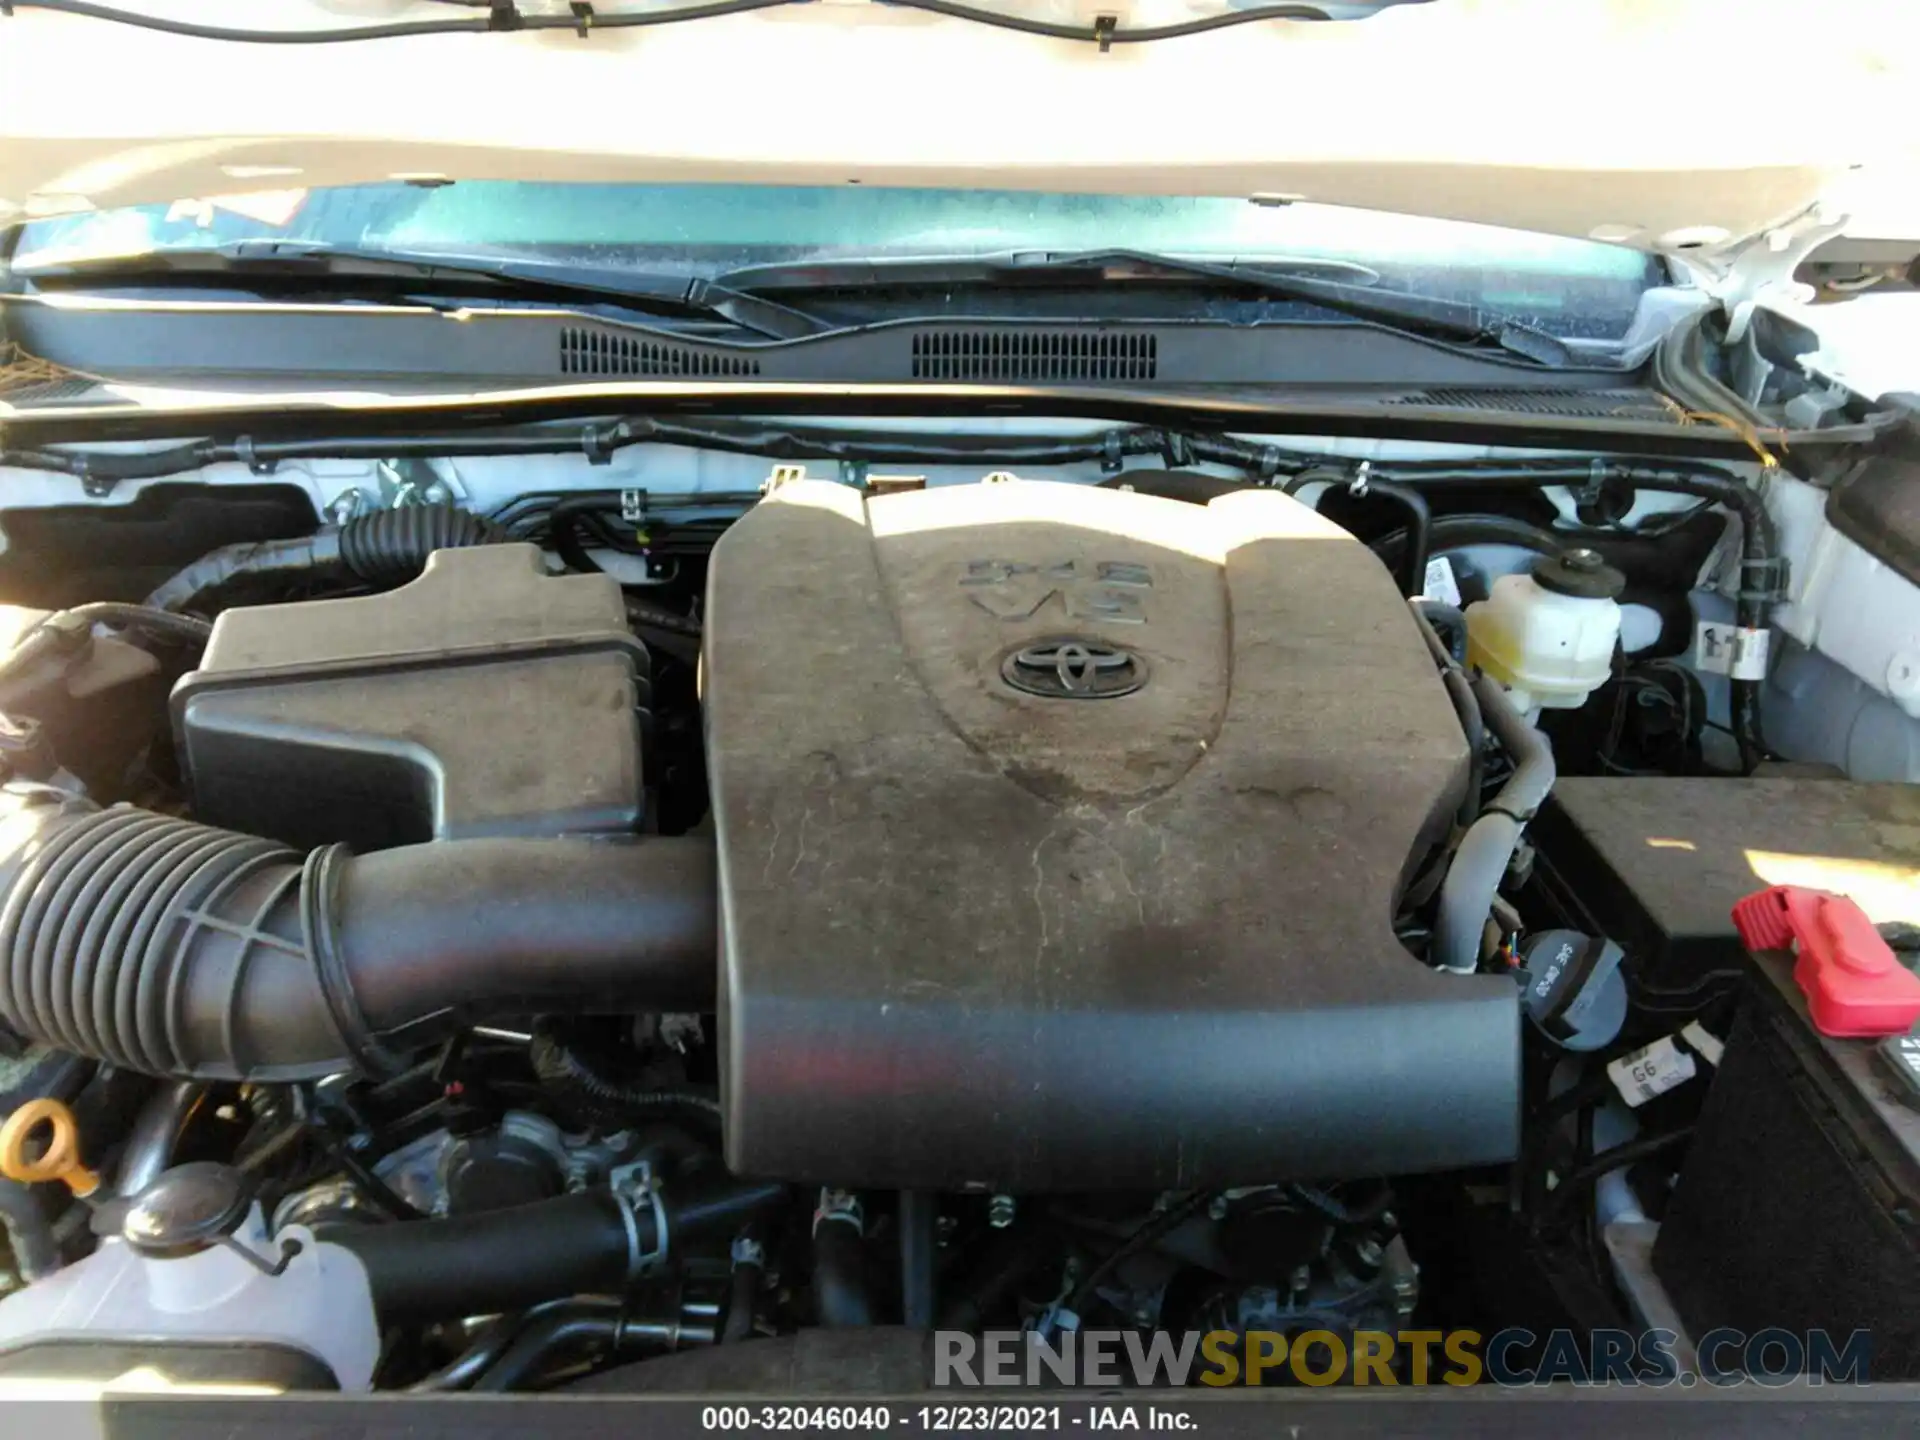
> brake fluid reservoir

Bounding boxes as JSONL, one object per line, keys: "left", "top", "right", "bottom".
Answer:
{"left": 1466, "top": 548, "right": 1624, "bottom": 717}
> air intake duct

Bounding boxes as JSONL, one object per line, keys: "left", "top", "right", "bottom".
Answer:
{"left": 0, "top": 787, "right": 715, "bottom": 1079}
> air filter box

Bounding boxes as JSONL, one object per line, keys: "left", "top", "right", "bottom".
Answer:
{"left": 173, "top": 543, "right": 649, "bottom": 852}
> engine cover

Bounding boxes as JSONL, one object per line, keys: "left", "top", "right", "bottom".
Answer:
{"left": 706, "top": 479, "right": 1518, "bottom": 1189}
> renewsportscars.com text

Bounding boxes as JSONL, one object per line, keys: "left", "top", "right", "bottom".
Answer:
{"left": 935, "top": 1328, "right": 1873, "bottom": 1388}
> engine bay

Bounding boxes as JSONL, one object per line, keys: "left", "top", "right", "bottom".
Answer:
{"left": 0, "top": 428, "right": 1915, "bottom": 1396}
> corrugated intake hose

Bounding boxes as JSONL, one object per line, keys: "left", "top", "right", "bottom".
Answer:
{"left": 0, "top": 786, "right": 716, "bottom": 1080}
{"left": 335, "top": 504, "right": 507, "bottom": 588}
{"left": 145, "top": 504, "right": 507, "bottom": 613}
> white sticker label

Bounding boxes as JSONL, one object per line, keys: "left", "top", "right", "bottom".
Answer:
{"left": 1695, "top": 622, "right": 1771, "bottom": 679}
{"left": 1423, "top": 556, "right": 1463, "bottom": 607}
{"left": 1729, "top": 627, "right": 1771, "bottom": 680}
{"left": 1680, "top": 1020, "right": 1725, "bottom": 1068}
{"left": 1607, "top": 1037, "right": 1698, "bottom": 1107}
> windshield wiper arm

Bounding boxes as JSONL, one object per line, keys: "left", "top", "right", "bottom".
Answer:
{"left": 716, "top": 247, "right": 1574, "bottom": 365}
{"left": 13, "top": 241, "right": 832, "bottom": 342}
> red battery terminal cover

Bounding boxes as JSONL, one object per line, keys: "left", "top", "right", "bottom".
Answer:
{"left": 1731, "top": 885, "right": 1920, "bottom": 1037}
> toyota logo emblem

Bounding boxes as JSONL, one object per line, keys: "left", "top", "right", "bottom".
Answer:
{"left": 1001, "top": 638, "right": 1147, "bottom": 700}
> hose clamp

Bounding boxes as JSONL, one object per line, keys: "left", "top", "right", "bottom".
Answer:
{"left": 301, "top": 845, "right": 407, "bottom": 1078}
{"left": 1348, "top": 460, "right": 1372, "bottom": 498}
{"left": 812, "top": 1187, "right": 864, "bottom": 1238}
{"left": 609, "top": 1161, "right": 668, "bottom": 1286}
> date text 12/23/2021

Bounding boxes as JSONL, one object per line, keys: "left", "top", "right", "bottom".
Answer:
{"left": 701, "top": 1407, "right": 1192, "bottom": 1431}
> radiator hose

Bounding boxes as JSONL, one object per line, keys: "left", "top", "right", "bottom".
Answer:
{"left": 0, "top": 786, "right": 716, "bottom": 1080}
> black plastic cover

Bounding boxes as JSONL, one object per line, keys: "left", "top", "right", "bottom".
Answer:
{"left": 705, "top": 479, "right": 1518, "bottom": 1190}
{"left": 174, "top": 544, "right": 649, "bottom": 852}
{"left": 1531, "top": 777, "right": 1920, "bottom": 995}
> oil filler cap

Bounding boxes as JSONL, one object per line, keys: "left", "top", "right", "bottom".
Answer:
{"left": 1521, "top": 930, "right": 1628, "bottom": 1051}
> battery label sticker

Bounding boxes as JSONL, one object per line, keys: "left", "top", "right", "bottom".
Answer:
{"left": 1607, "top": 1036, "right": 1698, "bottom": 1107}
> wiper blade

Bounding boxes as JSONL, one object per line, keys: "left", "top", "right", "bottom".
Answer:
{"left": 13, "top": 241, "right": 832, "bottom": 342}
{"left": 717, "top": 247, "right": 1574, "bottom": 366}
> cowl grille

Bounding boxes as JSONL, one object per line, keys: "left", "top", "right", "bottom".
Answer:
{"left": 560, "top": 328, "right": 760, "bottom": 377}
{"left": 911, "top": 330, "right": 1157, "bottom": 382}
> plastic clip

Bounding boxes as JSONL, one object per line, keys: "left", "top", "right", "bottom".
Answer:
{"left": 72, "top": 452, "right": 111, "bottom": 499}
{"left": 1738, "top": 555, "right": 1791, "bottom": 605}
{"left": 1091, "top": 14, "right": 1118, "bottom": 51}
{"left": 487, "top": 0, "right": 524, "bottom": 30}
{"left": 1348, "top": 460, "right": 1372, "bottom": 498}
{"left": 235, "top": 434, "right": 274, "bottom": 476}
{"left": 1161, "top": 433, "right": 1193, "bottom": 468}
{"left": 1100, "top": 430, "right": 1125, "bottom": 475}
{"left": 581, "top": 422, "right": 616, "bottom": 466}
{"left": 1575, "top": 458, "right": 1609, "bottom": 508}
{"left": 1732, "top": 884, "right": 1920, "bottom": 1037}
{"left": 569, "top": 1, "right": 594, "bottom": 36}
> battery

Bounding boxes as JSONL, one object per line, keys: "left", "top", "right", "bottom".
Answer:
{"left": 1651, "top": 943, "right": 1920, "bottom": 1378}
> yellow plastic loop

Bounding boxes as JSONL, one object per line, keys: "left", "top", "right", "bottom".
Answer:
{"left": 0, "top": 1097, "right": 101, "bottom": 1198}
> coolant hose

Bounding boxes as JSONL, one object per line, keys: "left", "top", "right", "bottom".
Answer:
{"left": 145, "top": 504, "right": 506, "bottom": 613}
{"left": 1432, "top": 673, "right": 1556, "bottom": 975}
{"left": 325, "top": 1177, "right": 789, "bottom": 1322}
{"left": 0, "top": 786, "right": 716, "bottom": 1079}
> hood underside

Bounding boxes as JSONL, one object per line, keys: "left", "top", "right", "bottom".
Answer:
{"left": 2, "top": 0, "right": 1916, "bottom": 268}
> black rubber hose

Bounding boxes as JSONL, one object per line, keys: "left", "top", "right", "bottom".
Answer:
{"left": 813, "top": 1219, "right": 875, "bottom": 1329}
{"left": 408, "top": 1300, "right": 574, "bottom": 1392}
{"left": 1367, "top": 479, "right": 1432, "bottom": 597}
{"left": 325, "top": 1177, "right": 788, "bottom": 1323}
{"left": 470, "top": 1299, "right": 626, "bottom": 1393}
{"left": 146, "top": 504, "right": 506, "bottom": 614}
{"left": 330, "top": 1191, "right": 641, "bottom": 1321}
{"left": 1283, "top": 472, "right": 1430, "bottom": 597}
{"left": 0, "top": 786, "right": 716, "bottom": 1079}
{"left": 899, "top": 1190, "right": 938, "bottom": 1330}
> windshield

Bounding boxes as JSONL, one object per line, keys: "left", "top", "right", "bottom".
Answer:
{"left": 11, "top": 181, "right": 1665, "bottom": 340}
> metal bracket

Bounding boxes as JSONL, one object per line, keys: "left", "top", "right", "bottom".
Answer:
{"left": 1707, "top": 201, "right": 1853, "bottom": 347}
